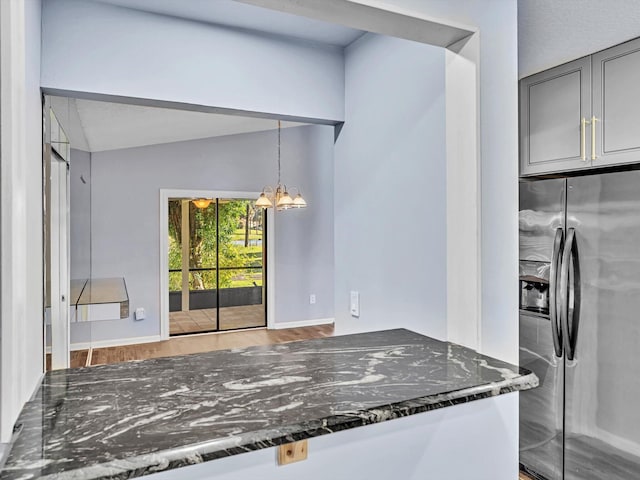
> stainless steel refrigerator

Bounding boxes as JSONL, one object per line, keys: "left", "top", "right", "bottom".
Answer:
{"left": 519, "top": 171, "right": 640, "bottom": 480}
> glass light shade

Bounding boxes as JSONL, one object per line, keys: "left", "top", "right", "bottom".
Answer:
{"left": 276, "top": 191, "right": 294, "bottom": 210}
{"left": 292, "top": 193, "right": 307, "bottom": 208}
{"left": 192, "top": 198, "right": 213, "bottom": 209}
{"left": 255, "top": 192, "right": 273, "bottom": 208}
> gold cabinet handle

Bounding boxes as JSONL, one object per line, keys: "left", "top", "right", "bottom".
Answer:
{"left": 591, "top": 116, "right": 598, "bottom": 161}
{"left": 580, "top": 118, "right": 588, "bottom": 161}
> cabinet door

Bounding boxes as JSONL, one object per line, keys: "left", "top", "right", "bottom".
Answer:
{"left": 520, "top": 57, "right": 592, "bottom": 176}
{"left": 593, "top": 37, "right": 640, "bottom": 167}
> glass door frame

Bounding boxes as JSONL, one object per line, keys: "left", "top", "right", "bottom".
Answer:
{"left": 43, "top": 99, "right": 72, "bottom": 370}
{"left": 159, "top": 189, "right": 274, "bottom": 340}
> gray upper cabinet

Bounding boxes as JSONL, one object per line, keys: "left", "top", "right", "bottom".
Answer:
{"left": 521, "top": 37, "right": 640, "bottom": 176}
{"left": 592, "top": 37, "right": 640, "bottom": 167}
{"left": 520, "top": 57, "right": 592, "bottom": 176}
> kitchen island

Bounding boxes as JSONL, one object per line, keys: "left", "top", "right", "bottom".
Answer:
{"left": 0, "top": 329, "right": 537, "bottom": 480}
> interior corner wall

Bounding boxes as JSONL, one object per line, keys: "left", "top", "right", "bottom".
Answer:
{"left": 0, "top": 0, "right": 42, "bottom": 443}
{"left": 333, "top": 33, "right": 447, "bottom": 339}
{"left": 81, "top": 125, "right": 333, "bottom": 345}
{"left": 40, "top": 0, "right": 345, "bottom": 122}
{"left": 329, "top": 3, "right": 519, "bottom": 477}
{"left": 336, "top": 0, "right": 520, "bottom": 365}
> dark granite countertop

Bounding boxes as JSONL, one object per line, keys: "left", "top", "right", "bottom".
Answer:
{"left": 0, "top": 328, "right": 537, "bottom": 479}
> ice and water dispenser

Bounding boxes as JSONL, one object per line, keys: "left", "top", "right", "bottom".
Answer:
{"left": 519, "top": 260, "right": 550, "bottom": 315}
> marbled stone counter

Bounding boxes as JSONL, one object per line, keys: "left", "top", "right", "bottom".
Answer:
{"left": 0, "top": 329, "right": 537, "bottom": 479}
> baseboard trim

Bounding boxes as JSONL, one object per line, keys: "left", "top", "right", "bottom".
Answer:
{"left": 270, "top": 318, "right": 334, "bottom": 330}
{"left": 591, "top": 426, "right": 640, "bottom": 460}
{"left": 62, "top": 335, "right": 163, "bottom": 352}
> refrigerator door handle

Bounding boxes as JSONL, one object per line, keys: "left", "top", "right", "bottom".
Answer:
{"left": 550, "top": 227, "right": 564, "bottom": 358}
{"left": 560, "top": 228, "right": 581, "bottom": 361}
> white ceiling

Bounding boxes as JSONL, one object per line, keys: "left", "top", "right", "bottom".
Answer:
{"left": 518, "top": 0, "right": 640, "bottom": 78}
{"left": 90, "top": 0, "right": 365, "bottom": 47}
{"left": 51, "top": 97, "right": 307, "bottom": 152}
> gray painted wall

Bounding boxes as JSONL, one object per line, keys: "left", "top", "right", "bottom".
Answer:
{"left": 69, "top": 148, "right": 91, "bottom": 281}
{"left": 77, "top": 125, "right": 333, "bottom": 344}
{"left": 334, "top": 33, "right": 447, "bottom": 339}
{"left": 41, "top": 0, "right": 345, "bottom": 122}
{"left": 519, "top": 0, "right": 640, "bottom": 78}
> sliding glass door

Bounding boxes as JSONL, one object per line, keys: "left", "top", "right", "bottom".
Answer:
{"left": 168, "top": 198, "right": 266, "bottom": 335}
{"left": 217, "top": 200, "right": 265, "bottom": 331}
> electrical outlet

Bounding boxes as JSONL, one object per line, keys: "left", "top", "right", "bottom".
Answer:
{"left": 309, "top": 294, "right": 316, "bottom": 304}
{"left": 350, "top": 291, "right": 359, "bottom": 317}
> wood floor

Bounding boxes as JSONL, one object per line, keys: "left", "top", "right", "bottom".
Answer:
{"left": 519, "top": 472, "right": 534, "bottom": 480}
{"left": 83, "top": 324, "right": 334, "bottom": 367}
{"left": 169, "top": 305, "right": 265, "bottom": 335}
{"left": 47, "top": 324, "right": 333, "bottom": 370}
{"left": 46, "top": 349, "right": 90, "bottom": 370}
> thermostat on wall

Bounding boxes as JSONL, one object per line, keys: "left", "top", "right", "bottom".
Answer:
{"left": 135, "top": 308, "right": 146, "bottom": 320}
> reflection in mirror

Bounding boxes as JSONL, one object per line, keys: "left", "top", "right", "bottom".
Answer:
{"left": 45, "top": 95, "right": 132, "bottom": 370}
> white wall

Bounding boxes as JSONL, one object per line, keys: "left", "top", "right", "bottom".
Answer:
{"left": 81, "top": 126, "right": 333, "bottom": 344}
{"left": 41, "top": 0, "right": 345, "bottom": 122}
{"left": 334, "top": 34, "right": 447, "bottom": 339}
{"left": 328, "top": 3, "right": 518, "bottom": 477}
{"left": 372, "top": 0, "right": 519, "bottom": 365}
{"left": 40, "top": 0, "right": 519, "bottom": 360}
{"left": 519, "top": 0, "right": 640, "bottom": 78}
{"left": 0, "top": 0, "right": 43, "bottom": 443}
{"left": 148, "top": 394, "right": 519, "bottom": 480}
{"left": 333, "top": 0, "right": 521, "bottom": 366}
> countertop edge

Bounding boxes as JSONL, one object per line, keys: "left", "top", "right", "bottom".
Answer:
{"left": 39, "top": 371, "right": 539, "bottom": 480}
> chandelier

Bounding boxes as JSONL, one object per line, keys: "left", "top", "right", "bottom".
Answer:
{"left": 255, "top": 121, "right": 307, "bottom": 211}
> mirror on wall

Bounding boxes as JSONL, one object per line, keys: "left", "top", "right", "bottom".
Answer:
{"left": 44, "top": 98, "right": 72, "bottom": 370}
{"left": 44, "top": 95, "right": 130, "bottom": 370}
{"left": 49, "top": 96, "right": 92, "bottom": 282}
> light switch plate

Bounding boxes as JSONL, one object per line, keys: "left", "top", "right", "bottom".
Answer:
{"left": 350, "top": 291, "right": 359, "bottom": 317}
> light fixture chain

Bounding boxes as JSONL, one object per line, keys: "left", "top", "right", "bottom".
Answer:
{"left": 255, "top": 119, "right": 305, "bottom": 210}
{"left": 277, "top": 120, "right": 281, "bottom": 185}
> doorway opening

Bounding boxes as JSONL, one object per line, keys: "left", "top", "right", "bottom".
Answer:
{"left": 167, "top": 196, "right": 267, "bottom": 335}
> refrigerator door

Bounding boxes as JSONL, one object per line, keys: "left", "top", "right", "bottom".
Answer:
{"left": 520, "top": 179, "right": 566, "bottom": 263}
{"left": 519, "top": 179, "right": 565, "bottom": 480}
{"left": 564, "top": 172, "right": 640, "bottom": 480}
{"left": 519, "top": 312, "right": 565, "bottom": 480}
